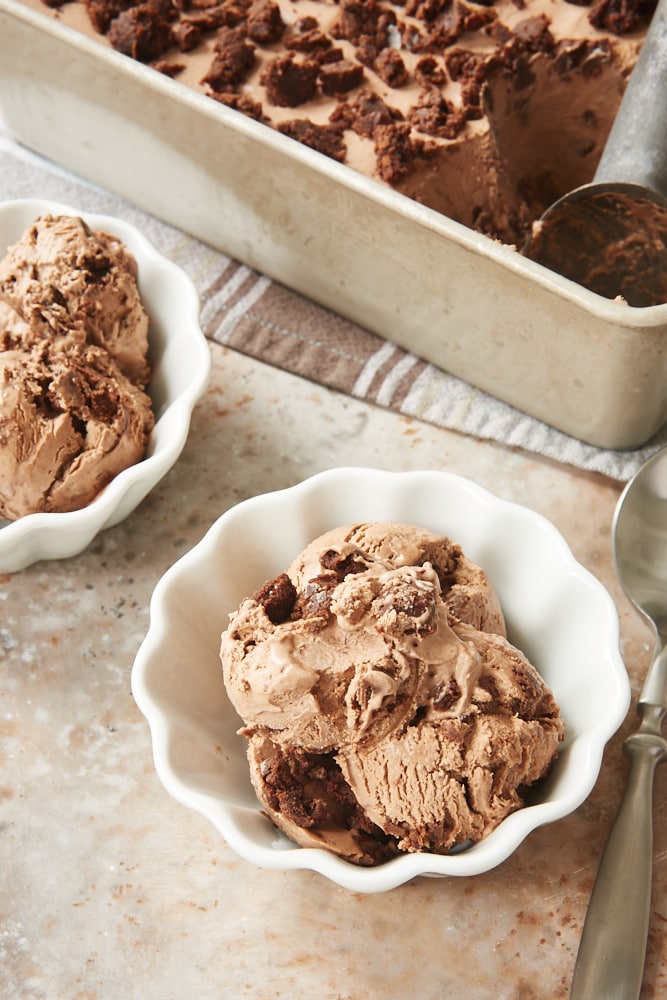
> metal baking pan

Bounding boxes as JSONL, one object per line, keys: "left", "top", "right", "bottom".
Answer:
{"left": 1, "top": 0, "right": 666, "bottom": 449}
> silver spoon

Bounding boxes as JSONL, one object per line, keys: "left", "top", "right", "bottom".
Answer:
{"left": 524, "top": 0, "right": 667, "bottom": 307}
{"left": 570, "top": 447, "right": 667, "bottom": 999}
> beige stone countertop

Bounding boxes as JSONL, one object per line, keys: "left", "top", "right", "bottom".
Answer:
{"left": 2, "top": 343, "right": 665, "bottom": 1000}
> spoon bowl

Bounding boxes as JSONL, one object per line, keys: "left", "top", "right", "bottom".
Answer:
{"left": 524, "top": 0, "right": 667, "bottom": 306}
{"left": 614, "top": 446, "right": 667, "bottom": 636}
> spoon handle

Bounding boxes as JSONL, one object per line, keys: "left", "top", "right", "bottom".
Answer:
{"left": 569, "top": 707, "right": 667, "bottom": 1000}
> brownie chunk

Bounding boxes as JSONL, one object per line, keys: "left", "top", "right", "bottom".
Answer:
{"left": 171, "top": 19, "right": 202, "bottom": 51}
{"left": 330, "top": 88, "right": 404, "bottom": 138}
{"left": 589, "top": 0, "right": 656, "bottom": 33}
{"left": 253, "top": 572, "right": 297, "bottom": 625}
{"left": 332, "top": 0, "right": 397, "bottom": 50}
{"left": 201, "top": 26, "right": 256, "bottom": 90}
{"left": 374, "top": 122, "right": 429, "bottom": 183}
{"left": 260, "top": 53, "right": 320, "bottom": 107}
{"left": 405, "top": 0, "right": 449, "bottom": 17}
{"left": 278, "top": 120, "right": 348, "bottom": 161}
{"left": 374, "top": 47, "right": 408, "bottom": 87}
{"left": 320, "top": 547, "right": 371, "bottom": 580}
{"left": 408, "top": 88, "right": 467, "bottom": 139}
{"left": 209, "top": 91, "right": 268, "bottom": 122}
{"left": 553, "top": 36, "right": 613, "bottom": 74}
{"left": 152, "top": 58, "right": 186, "bottom": 75}
{"left": 247, "top": 0, "right": 285, "bottom": 43}
{"left": 319, "top": 59, "right": 365, "bottom": 96}
{"left": 258, "top": 744, "right": 398, "bottom": 864}
{"left": 513, "top": 13, "right": 555, "bottom": 51}
{"left": 181, "top": 1, "right": 248, "bottom": 34}
{"left": 415, "top": 55, "right": 447, "bottom": 85}
{"left": 107, "top": 1, "right": 174, "bottom": 60}
{"left": 86, "top": 0, "right": 138, "bottom": 34}
{"left": 284, "top": 17, "right": 333, "bottom": 53}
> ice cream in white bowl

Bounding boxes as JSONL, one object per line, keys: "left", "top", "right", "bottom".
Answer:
{"left": 0, "top": 198, "right": 210, "bottom": 572}
{"left": 131, "top": 467, "right": 630, "bottom": 893}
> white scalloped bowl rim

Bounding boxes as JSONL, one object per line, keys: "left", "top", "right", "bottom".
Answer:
{"left": 0, "top": 197, "right": 211, "bottom": 573}
{"left": 132, "top": 467, "right": 630, "bottom": 893}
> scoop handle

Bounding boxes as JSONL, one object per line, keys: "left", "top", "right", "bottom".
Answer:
{"left": 595, "top": 0, "right": 667, "bottom": 197}
{"left": 569, "top": 696, "right": 667, "bottom": 999}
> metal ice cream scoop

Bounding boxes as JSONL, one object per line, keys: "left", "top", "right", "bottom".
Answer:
{"left": 524, "top": 0, "right": 667, "bottom": 307}
{"left": 569, "top": 446, "right": 667, "bottom": 1000}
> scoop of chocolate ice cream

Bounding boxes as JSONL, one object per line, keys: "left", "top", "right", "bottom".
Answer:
{"left": 0, "top": 214, "right": 150, "bottom": 386}
{"left": 338, "top": 624, "right": 564, "bottom": 855}
{"left": 220, "top": 522, "right": 564, "bottom": 864}
{"left": 0, "top": 342, "right": 154, "bottom": 519}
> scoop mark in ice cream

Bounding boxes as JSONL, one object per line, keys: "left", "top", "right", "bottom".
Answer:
{"left": 220, "top": 521, "right": 564, "bottom": 865}
{"left": 0, "top": 214, "right": 154, "bottom": 519}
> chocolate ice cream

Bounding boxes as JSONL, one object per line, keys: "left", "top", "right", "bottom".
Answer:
{"left": 221, "top": 522, "right": 564, "bottom": 865}
{"left": 0, "top": 213, "right": 154, "bottom": 519}
{"left": 0, "top": 342, "right": 154, "bottom": 519}
{"left": 0, "top": 214, "right": 150, "bottom": 386}
{"left": 24, "top": 0, "right": 655, "bottom": 248}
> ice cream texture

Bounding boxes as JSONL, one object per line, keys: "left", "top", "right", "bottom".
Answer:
{"left": 220, "top": 522, "right": 565, "bottom": 865}
{"left": 0, "top": 214, "right": 154, "bottom": 519}
{"left": 26, "top": 0, "right": 655, "bottom": 248}
{"left": 0, "top": 214, "right": 150, "bottom": 385}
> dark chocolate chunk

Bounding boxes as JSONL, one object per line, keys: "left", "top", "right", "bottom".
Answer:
{"left": 277, "top": 119, "right": 348, "bottom": 161}
{"left": 247, "top": 0, "right": 284, "bottom": 43}
{"left": 318, "top": 58, "right": 365, "bottom": 96}
{"left": 201, "top": 26, "right": 256, "bottom": 90}
{"left": 253, "top": 572, "right": 297, "bottom": 624}
{"left": 261, "top": 54, "right": 320, "bottom": 107}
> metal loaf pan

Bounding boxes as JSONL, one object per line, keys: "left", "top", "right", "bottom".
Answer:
{"left": 1, "top": 0, "right": 666, "bottom": 449}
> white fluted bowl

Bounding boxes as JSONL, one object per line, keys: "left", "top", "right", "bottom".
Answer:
{"left": 0, "top": 198, "right": 211, "bottom": 572}
{"left": 132, "top": 467, "right": 630, "bottom": 892}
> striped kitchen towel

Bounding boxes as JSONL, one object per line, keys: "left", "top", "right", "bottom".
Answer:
{"left": 1, "top": 133, "right": 665, "bottom": 482}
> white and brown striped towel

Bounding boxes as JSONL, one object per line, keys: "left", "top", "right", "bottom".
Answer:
{"left": 1, "top": 132, "right": 665, "bottom": 482}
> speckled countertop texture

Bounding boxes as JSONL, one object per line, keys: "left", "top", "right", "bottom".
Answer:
{"left": 2, "top": 344, "right": 665, "bottom": 999}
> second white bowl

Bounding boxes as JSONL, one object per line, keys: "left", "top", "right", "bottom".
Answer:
{"left": 0, "top": 197, "right": 211, "bottom": 572}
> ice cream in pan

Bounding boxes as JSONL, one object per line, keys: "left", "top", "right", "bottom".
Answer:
{"left": 0, "top": 214, "right": 154, "bottom": 519}
{"left": 221, "top": 522, "right": 565, "bottom": 866}
{"left": 30, "top": 0, "right": 655, "bottom": 251}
